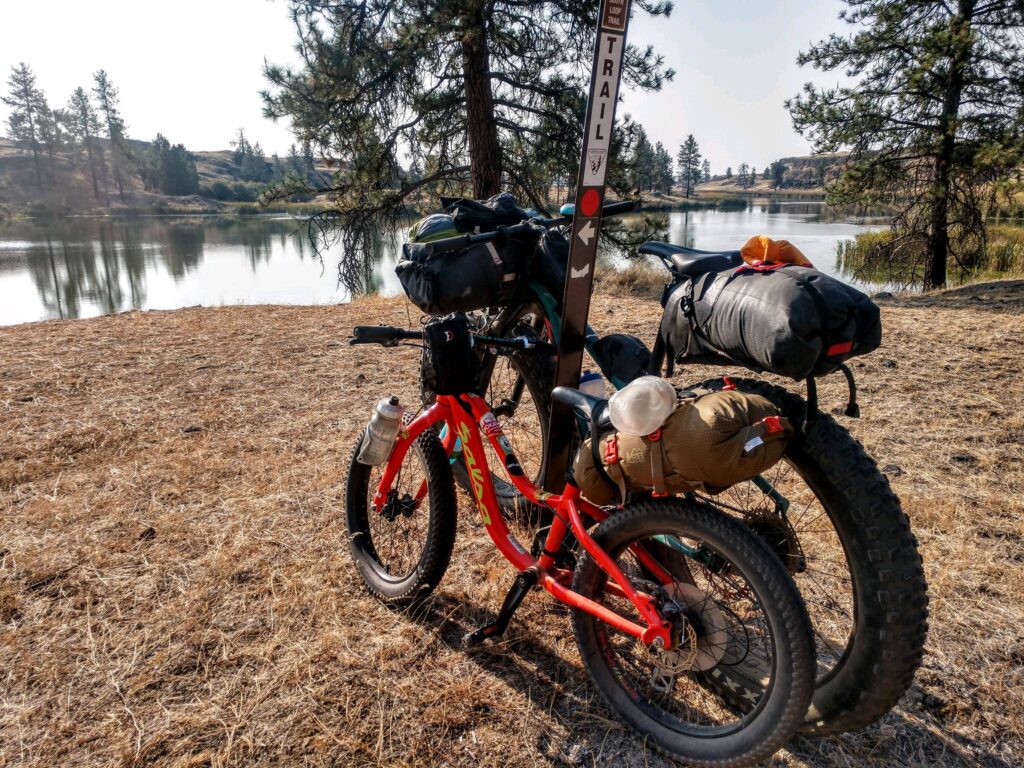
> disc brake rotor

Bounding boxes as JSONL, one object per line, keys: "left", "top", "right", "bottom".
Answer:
{"left": 652, "top": 582, "right": 729, "bottom": 677}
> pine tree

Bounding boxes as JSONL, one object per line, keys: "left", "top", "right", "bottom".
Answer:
{"left": 65, "top": 86, "right": 105, "bottom": 202}
{"left": 2, "top": 63, "right": 46, "bottom": 191}
{"left": 725, "top": 166, "right": 732, "bottom": 179}
{"left": 92, "top": 70, "right": 130, "bottom": 199}
{"left": 141, "top": 134, "right": 199, "bottom": 195}
{"left": 789, "top": 0, "right": 1024, "bottom": 288}
{"left": 653, "top": 142, "right": 673, "bottom": 193}
{"left": 632, "top": 128, "right": 657, "bottom": 192}
{"left": 701, "top": 158, "right": 711, "bottom": 183}
{"left": 737, "top": 162, "right": 751, "bottom": 189}
{"left": 771, "top": 160, "right": 788, "bottom": 190}
{"left": 262, "top": 0, "right": 675, "bottom": 267}
{"left": 675, "top": 134, "right": 701, "bottom": 198}
{"left": 36, "top": 103, "right": 63, "bottom": 183}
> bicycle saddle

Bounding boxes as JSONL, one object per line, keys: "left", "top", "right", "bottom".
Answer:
{"left": 639, "top": 242, "right": 742, "bottom": 277}
{"left": 552, "top": 387, "right": 614, "bottom": 436}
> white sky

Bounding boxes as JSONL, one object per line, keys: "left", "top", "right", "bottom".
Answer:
{"left": 0, "top": 0, "right": 849, "bottom": 172}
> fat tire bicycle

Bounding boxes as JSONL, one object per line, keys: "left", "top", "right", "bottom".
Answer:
{"left": 346, "top": 323, "right": 816, "bottom": 767}
{"left": 415, "top": 210, "right": 928, "bottom": 735}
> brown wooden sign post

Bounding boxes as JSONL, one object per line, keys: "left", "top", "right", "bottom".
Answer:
{"left": 543, "top": 0, "right": 633, "bottom": 492}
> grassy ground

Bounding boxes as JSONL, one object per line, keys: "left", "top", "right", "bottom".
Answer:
{"left": 2, "top": 284, "right": 1022, "bottom": 767}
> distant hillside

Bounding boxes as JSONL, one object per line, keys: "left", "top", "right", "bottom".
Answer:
{"left": 696, "top": 152, "right": 849, "bottom": 196}
{"left": 0, "top": 137, "right": 328, "bottom": 216}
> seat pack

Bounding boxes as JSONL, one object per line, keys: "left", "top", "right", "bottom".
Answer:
{"left": 656, "top": 263, "right": 882, "bottom": 380}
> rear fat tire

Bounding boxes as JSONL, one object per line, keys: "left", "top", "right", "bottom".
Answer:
{"left": 693, "top": 377, "right": 929, "bottom": 734}
{"left": 344, "top": 430, "right": 457, "bottom": 606}
{"left": 571, "top": 499, "right": 815, "bottom": 767}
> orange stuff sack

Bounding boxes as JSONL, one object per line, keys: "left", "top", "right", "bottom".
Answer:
{"left": 740, "top": 235, "right": 813, "bottom": 267}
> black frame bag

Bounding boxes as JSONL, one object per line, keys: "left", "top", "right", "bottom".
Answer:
{"left": 420, "top": 314, "right": 480, "bottom": 396}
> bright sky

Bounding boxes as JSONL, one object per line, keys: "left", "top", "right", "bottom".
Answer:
{"left": 0, "top": 0, "right": 849, "bottom": 172}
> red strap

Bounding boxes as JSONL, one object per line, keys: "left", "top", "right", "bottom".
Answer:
{"left": 739, "top": 261, "right": 789, "bottom": 273}
{"left": 827, "top": 340, "right": 854, "bottom": 356}
{"left": 603, "top": 436, "right": 620, "bottom": 464}
{"left": 763, "top": 415, "right": 784, "bottom": 434}
{"left": 722, "top": 376, "right": 737, "bottom": 391}
{"left": 647, "top": 428, "right": 663, "bottom": 442}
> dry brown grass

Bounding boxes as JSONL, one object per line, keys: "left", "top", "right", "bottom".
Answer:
{"left": 2, "top": 283, "right": 1023, "bottom": 767}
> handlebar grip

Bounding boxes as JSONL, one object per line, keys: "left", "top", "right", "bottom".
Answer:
{"left": 349, "top": 326, "right": 422, "bottom": 346}
{"left": 602, "top": 200, "right": 637, "bottom": 217}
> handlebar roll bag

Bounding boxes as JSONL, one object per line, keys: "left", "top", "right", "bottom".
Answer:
{"left": 397, "top": 217, "right": 535, "bottom": 315}
{"left": 420, "top": 314, "right": 480, "bottom": 396}
{"left": 656, "top": 264, "right": 882, "bottom": 380}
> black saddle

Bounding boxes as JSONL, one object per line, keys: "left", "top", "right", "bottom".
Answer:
{"left": 639, "top": 241, "right": 742, "bottom": 277}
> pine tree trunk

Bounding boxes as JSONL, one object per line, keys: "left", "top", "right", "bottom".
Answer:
{"left": 461, "top": 6, "right": 502, "bottom": 199}
{"left": 85, "top": 138, "right": 100, "bottom": 201}
{"left": 25, "top": 111, "right": 43, "bottom": 192}
{"left": 925, "top": 0, "right": 974, "bottom": 290}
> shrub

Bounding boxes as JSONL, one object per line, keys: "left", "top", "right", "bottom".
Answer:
{"left": 231, "top": 184, "right": 258, "bottom": 203}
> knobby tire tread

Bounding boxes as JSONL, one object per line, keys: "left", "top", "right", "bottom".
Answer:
{"left": 570, "top": 499, "right": 815, "bottom": 767}
{"left": 344, "top": 431, "right": 457, "bottom": 607}
{"left": 694, "top": 377, "right": 929, "bottom": 734}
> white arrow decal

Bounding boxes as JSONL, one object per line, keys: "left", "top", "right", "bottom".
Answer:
{"left": 577, "top": 219, "right": 596, "bottom": 246}
{"left": 570, "top": 263, "right": 591, "bottom": 279}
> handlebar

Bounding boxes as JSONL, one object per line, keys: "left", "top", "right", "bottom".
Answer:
{"left": 422, "top": 199, "right": 637, "bottom": 257}
{"left": 349, "top": 325, "right": 557, "bottom": 355}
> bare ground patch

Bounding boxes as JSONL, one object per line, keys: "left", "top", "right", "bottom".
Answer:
{"left": 1, "top": 284, "right": 1022, "bottom": 767}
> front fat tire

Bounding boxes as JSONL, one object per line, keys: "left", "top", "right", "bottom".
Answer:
{"left": 571, "top": 499, "right": 815, "bottom": 767}
{"left": 344, "top": 431, "right": 457, "bottom": 607}
{"left": 693, "top": 377, "right": 929, "bottom": 734}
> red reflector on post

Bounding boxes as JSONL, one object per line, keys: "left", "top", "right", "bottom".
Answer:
{"left": 827, "top": 340, "right": 854, "bottom": 356}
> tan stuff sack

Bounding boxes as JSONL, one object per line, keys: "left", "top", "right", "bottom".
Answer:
{"left": 573, "top": 389, "right": 795, "bottom": 505}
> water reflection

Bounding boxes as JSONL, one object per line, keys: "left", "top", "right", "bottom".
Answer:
{"left": 0, "top": 216, "right": 408, "bottom": 325}
{"left": 0, "top": 206, "right": 884, "bottom": 327}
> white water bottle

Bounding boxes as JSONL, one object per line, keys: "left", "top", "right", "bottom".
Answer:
{"left": 357, "top": 396, "right": 404, "bottom": 466}
{"left": 607, "top": 376, "right": 676, "bottom": 436}
{"left": 579, "top": 370, "right": 606, "bottom": 398}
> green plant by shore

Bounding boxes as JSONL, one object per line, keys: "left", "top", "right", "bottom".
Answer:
{"left": 837, "top": 225, "right": 1024, "bottom": 288}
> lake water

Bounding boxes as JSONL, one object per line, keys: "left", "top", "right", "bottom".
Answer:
{"left": 0, "top": 204, "right": 883, "bottom": 327}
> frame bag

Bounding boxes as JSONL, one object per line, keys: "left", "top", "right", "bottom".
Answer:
{"left": 658, "top": 264, "right": 882, "bottom": 380}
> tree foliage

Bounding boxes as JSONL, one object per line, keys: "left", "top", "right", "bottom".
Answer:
{"left": 92, "top": 70, "right": 130, "bottom": 199}
{"left": 262, "top": 0, "right": 675, "bottom": 281}
{"left": 140, "top": 134, "right": 199, "bottom": 196}
{"left": 675, "top": 134, "right": 701, "bottom": 197}
{"left": 789, "top": 0, "right": 1024, "bottom": 287}
{"left": 65, "top": 86, "right": 107, "bottom": 202}
{"left": 2, "top": 63, "right": 47, "bottom": 190}
{"left": 232, "top": 128, "right": 272, "bottom": 183}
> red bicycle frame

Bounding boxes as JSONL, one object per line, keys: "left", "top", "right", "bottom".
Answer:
{"left": 373, "top": 392, "right": 677, "bottom": 648}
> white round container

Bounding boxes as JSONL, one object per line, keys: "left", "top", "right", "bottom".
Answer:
{"left": 607, "top": 376, "right": 676, "bottom": 435}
